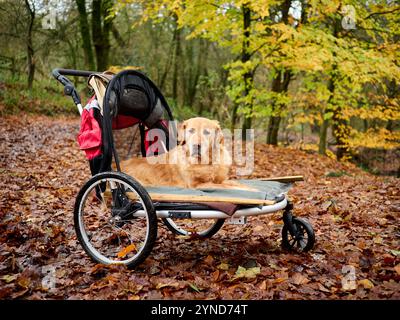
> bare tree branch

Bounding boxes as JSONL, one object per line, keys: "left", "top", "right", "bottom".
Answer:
{"left": 365, "top": 7, "right": 400, "bottom": 19}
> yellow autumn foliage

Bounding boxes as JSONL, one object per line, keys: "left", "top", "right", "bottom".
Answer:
{"left": 115, "top": 0, "right": 400, "bottom": 155}
{"left": 349, "top": 128, "right": 400, "bottom": 150}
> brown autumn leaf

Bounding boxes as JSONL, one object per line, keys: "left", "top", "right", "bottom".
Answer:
{"left": 121, "top": 284, "right": 143, "bottom": 295}
{"left": 373, "top": 236, "right": 383, "bottom": 244}
{"left": 233, "top": 266, "right": 261, "bottom": 280}
{"left": 358, "top": 279, "right": 374, "bottom": 289}
{"left": 356, "top": 240, "right": 366, "bottom": 250}
{"left": 1, "top": 274, "right": 18, "bottom": 283}
{"left": 394, "top": 264, "right": 400, "bottom": 276}
{"left": 117, "top": 244, "right": 137, "bottom": 258}
{"left": 273, "top": 278, "right": 287, "bottom": 284}
{"left": 156, "top": 281, "right": 181, "bottom": 290}
{"left": 17, "top": 276, "right": 31, "bottom": 289}
{"left": 317, "top": 283, "right": 330, "bottom": 293}
{"left": 291, "top": 272, "right": 310, "bottom": 285}
{"left": 203, "top": 255, "right": 214, "bottom": 265}
{"left": 383, "top": 254, "right": 396, "bottom": 265}
{"left": 212, "top": 270, "right": 220, "bottom": 282}
{"left": 259, "top": 280, "right": 267, "bottom": 290}
{"left": 342, "top": 280, "right": 357, "bottom": 292}
{"left": 321, "top": 200, "right": 333, "bottom": 211}
{"left": 90, "top": 264, "right": 108, "bottom": 275}
{"left": 0, "top": 288, "right": 13, "bottom": 300}
{"left": 11, "top": 288, "right": 29, "bottom": 299}
{"left": 217, "top": 263, "right": 229, "bottom": 271}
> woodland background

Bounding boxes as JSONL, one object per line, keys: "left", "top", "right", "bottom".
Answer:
{"left": 0, "top": 0, "right": 399, "bottom": 174}
{"left": 0, "top": 0, "right": 399, "bottom": 300}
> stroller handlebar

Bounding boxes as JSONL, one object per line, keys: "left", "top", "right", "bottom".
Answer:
{"left": 52, "top": 68, "right": 98, "bottom": 79}
{"left": 52, "top": 68, "right": 99, "bottom": 113}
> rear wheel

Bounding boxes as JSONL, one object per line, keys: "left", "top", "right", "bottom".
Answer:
{"left": 74, "top": 171, "right": 157, "bottom": 269}
{"left": 162, "top": 218, "right": 225, "bottom": 238}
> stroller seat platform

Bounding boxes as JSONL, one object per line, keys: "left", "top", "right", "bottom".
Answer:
{"left": 125, "top": 179, "right": 291, "bottom": 219}
{"left": 142, "top": 179, "right": 292, "bottom": 205}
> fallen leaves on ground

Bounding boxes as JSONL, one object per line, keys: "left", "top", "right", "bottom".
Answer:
{"left": 0, "top": 114, "right": 399, "bottom": 300}
{"left": 233, "top": 266, "right": 261, "bottom": 280}
{"left": 117, "top": 244, "right": 137, "bottom": 259}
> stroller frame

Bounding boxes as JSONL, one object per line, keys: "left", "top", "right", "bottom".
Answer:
{"left": 53, "top": 68, "right": 315, "bottom": 268}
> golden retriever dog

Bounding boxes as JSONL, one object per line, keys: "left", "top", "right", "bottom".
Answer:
{"left": 120, "top": 117, "right": 250, "bottom": 190}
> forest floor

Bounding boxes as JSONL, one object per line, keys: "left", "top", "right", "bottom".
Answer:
{"left": 0, "top": 114, "right": 399, "bottom": 300}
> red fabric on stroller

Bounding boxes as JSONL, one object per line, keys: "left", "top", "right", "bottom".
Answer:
{"left": 78, "top": 91, "right": 168, "bottom": 160}
{"left": 144, "top": 120, "right": 169, "bottom": 156}
{"left": 112, "top": 115, "right": 140, "bottom": 130}
{"left": 77, "top": 107, "right": 102, "bottom": 160}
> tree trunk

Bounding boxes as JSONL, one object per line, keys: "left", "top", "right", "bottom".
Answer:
{"left": 185, "top": 39, "right": 207, "bottom": 108}
{"left": 318, "top": 17, "right": 351, "bottom": 160}
{"left": 66, "top": 39, "right": 78, "bottom": 70}
{"left": 267, "top": 116, "right": 281, "bottom": 145}
{"left": 332, "top": 113, "right": 350, "bottom": 160}
{"left": 92, "top": 0, "right": 102, "bottom": 70}
{"left": 318, "top": 118, "right": 329, "bottom": 154}
{"left": 76, "top": 0, "right": 95, "bottom": 70}
{"left": 111, "top": 23, "right": 124, "bottom": 47}
{"left": 319, "top": 76, "right": 334, "bottom": 155}
{"left": 242, "top": 116, "right": 252, "bottom": 139}
{"left": 182, "top": 38, "right": 193, "bottom": 107}
{"left": 265, "top": 0, "right": 292, "bottom": 145}
{"left": 172, "top": 21, "right": 182, "bottom": 103}
{"left": 240, "top": 4, "right": 253, "bottom": 140}
{"left": 266, "top": 69, "right": 291, "bottom": 145}
{"left": 25, "top": 0, "right": 35, "bottom": 90}
{"left": 231, "top": 103, "right": 239, "bottom": 131}
{"left": 159, "top": 26, "right": 176, "bottom": 91}
{"left": 92, "top": 0, "right": 113, "bottom": 71}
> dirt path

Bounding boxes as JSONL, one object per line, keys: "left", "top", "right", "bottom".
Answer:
{"left": 0, "top": 114, "right": 399, "bottom": 299}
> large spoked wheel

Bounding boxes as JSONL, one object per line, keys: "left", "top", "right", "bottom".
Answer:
{"left": 74, "top": 171, "right": 157, "bottom": 269}
{"left": 162, "top": 218, "right": 225, "bottom": 238}
{"left": 282, "top": 217, "right": 315, "bottom": 252}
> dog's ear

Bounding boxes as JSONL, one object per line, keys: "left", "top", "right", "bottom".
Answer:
{"left": 177, "top": 121, "right": 187, "bottom": 145}
{"left": 212, "top": 120, "right": 224, "bottom": 145}
{"left": 211, "top": 120, "right": 221, "bottom": 128}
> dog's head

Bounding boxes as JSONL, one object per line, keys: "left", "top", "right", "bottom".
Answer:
{"left": 178, "top": 117, "right": 224, "bottom": 164}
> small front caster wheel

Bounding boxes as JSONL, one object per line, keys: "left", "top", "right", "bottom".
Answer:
{"left": 282, "top": 217, "right": 315, "bottom": 252}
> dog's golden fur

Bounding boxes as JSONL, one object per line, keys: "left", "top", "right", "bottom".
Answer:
{"left": 120, "top": 117, "right": 252, "bottom": 190}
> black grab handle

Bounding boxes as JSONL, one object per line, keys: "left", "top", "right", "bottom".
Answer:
{"left": 52, "top": 68, "right": 98, "bottom": 80}
{"left": 52, "top": 68, "right": 99, "bottom": 106}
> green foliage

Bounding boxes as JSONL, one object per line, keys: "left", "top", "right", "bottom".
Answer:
{"left": 0, "top": 75, "right": 83, "bottom": 116}
{"left": 325, "top": 171, "right": 351, "bottom": 178}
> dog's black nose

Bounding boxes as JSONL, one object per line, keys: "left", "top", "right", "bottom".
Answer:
{"left": 192, "top": 144, "right": 201, "bottom": 156}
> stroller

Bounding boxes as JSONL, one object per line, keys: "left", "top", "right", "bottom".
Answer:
{"left": 53, "top": 68, "right": 315, "bottom": 268}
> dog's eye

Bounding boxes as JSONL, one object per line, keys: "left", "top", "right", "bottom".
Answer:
{"left": 203, "top": 129, "right": 210, "bottom": 135}
{"left": 188, "top": 128, "right": 195, "bottom": 134}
